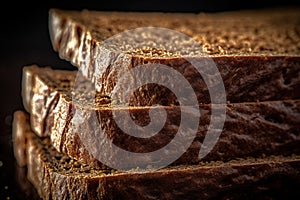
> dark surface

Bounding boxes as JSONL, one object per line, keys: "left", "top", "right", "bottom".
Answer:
{"left": 0, "top": 0, "right": 299, "bottom": 199}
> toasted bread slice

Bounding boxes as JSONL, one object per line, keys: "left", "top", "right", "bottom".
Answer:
{"left": 21, "top": 65, "right": 300, "bottom": 168}
{"left": 49, "top": 8, "right": 300, "bottom": 105}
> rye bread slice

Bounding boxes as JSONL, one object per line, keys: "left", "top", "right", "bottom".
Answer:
{"left": 22, "top": 65, "right": 300, "bottom": 169}
{"left": 12, "top": 110, "right": 300, "bottom": 200}
{"left": 49, "top": 8, "right": 300, "bottom": 105}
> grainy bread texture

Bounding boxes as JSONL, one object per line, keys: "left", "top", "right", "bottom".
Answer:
{"left": 49, "top": 8, "right": 300, "bottom": 105}
{"left": 21, "top": 66, "right": 77, "bottom": 137}
{"left": 12, "top": 111, "right": 300, "bottom": 200}
{"left": 22, "top": 65, "right": 300, "bottom": 168}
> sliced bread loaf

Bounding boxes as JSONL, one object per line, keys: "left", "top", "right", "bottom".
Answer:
{"left": 49, "top": 8, "right": 300, "bottom": 105}
{"left": 12, "top": 110, "right": 300, "bottom": 200}
{"left": 22, "top": 65, "right": 300, "bottom": 169}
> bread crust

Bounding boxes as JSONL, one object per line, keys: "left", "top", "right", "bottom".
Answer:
{"left": 12, "top": 111, "right": 300, "bottom": 200}
{"left": 22, "top": 65, "right": 300, "bottom": 168}
{"left": 49, "top": 9, "right": 300, "bottom": 106}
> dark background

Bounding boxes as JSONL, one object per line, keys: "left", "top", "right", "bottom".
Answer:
{"left": 0, "top": 0, "right": 299, "bottom": 199}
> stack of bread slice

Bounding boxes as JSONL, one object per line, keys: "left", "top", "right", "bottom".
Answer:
{"left": 13, "top": 7, "right": 300, "bottom": 199}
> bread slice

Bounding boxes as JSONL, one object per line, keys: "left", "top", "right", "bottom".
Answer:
{"left": 49, "top": 8, "right": 300, "bottom": 105}
{"left": 12, "top": 110, "right": 300, "bottom": 200}
{"left": 22, "top": 65, "right": 300, "bottom": 169}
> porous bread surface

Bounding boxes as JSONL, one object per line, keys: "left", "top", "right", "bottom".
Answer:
{"left": 50, "top": 8, "right": 300, "bottom": 57}
{"left": 49, "top": 8, "right": 300, "bottom": 105}
{"left": 12, "top": 111, "right": 300, "bottom": 200}
{"left": 22, "top": 65, "right": 300, "bottom": 169}
{"left": 22, "top": 66, "right": 110, "bottom": 137}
